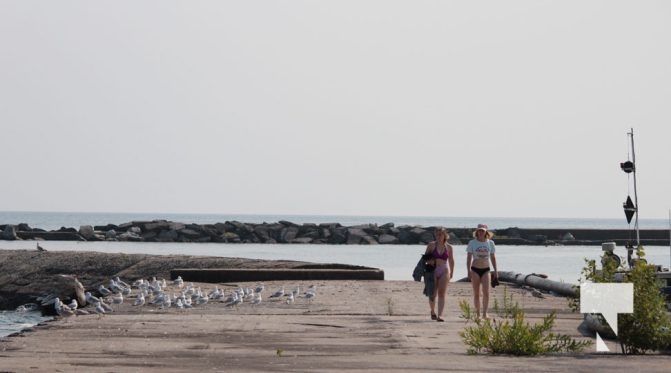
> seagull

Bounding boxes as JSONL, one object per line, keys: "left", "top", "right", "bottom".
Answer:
{"left": 98, "top": 284, "right": 112, "bottom": 297}
{"left": 269, "top": 287, "right": 284, "bottom": 298}
{"left": 150, "top": 292, "right": 167, "bottom": 306}
{"left": 255, "top": 283, "right": 265, "bottom": 294}
{"left": 208, "top": 286, "right": 221, "bottom": 298}
{"left": 173, "top": 276, "right": 184, "bottom": 288}
{"left": 59, "top": 303, "right": 75, "bottom": 319}
{"left": 303, "top": 287, "right": 316, "bottom": 303}
{"left": 226, "top": 292, "right": 241, "bottom": 308}
{"left": 184, "top": 283, "right": 196, "bottom": 297}
{"left": 99, "top": 300, "right": 114, "bottom": 313}
{"left": 85, "top": 291, "right": 101, "bottom": 305}
{"left": 94, "top": 302, "right": 106, "bottom": 317}
{"left": 109, "top": 279, "right": 124, "bottom": 294}
{"left": 196, "top": 292, "right": 209, "bottom": 306}
{"left": 163, "top": 293, "right": 172, "bottom": 308}
{"left": 54, "top": 297, "right": 74, "bottom": 317}
{"left": 251, "top": 293, "right": 262, "bottom": 306}
{"left": 114, "top": 276, "right": 131, "bottom": 289}
{"left": 111, "top": 293, "right": 124, "bottom": 306}
{"left": 210, "top": 287, "right": 225, "bottom": 301}
{"left": 36, "top": 242, "right": 46, "bottom": 251}
{"left": 133, "top": 293, "right": 145, "bottom": 307}
{"left": 67, "top": 299, "right": 78, "bottom": 311}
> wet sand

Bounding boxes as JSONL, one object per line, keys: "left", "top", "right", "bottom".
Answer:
{"left": 0, "top": 281, "right": 668, "bottom": 372}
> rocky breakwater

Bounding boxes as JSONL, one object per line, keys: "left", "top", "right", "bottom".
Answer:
{"left": 2, "top": 221, "right": 670, "bottom": 246}
{"left": 1, "top": 220, "right": 461, "bottom": 245}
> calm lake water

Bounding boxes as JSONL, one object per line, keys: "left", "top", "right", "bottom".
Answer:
{"left": 2, "top": 239, "right": 670, "bottom": 283}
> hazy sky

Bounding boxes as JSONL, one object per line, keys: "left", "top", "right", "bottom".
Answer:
{"left": 1, "top": 1, "right": 670, "bottom": 219}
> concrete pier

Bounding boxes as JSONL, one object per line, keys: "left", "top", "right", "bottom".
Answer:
{"left": 171, "top": 268, "right": 385, "bottom": 282}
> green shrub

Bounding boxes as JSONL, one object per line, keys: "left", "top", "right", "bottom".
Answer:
{"left": 459, "top": 287, "right": 591, "bottom": 355}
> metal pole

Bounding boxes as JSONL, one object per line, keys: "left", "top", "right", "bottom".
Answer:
{"left": 629, "top": 128, "right": 641, "bottom": 247}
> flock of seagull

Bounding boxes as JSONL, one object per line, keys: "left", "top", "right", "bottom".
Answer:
{"left": 53, "top": 275, "right": 318, "bottom": 319}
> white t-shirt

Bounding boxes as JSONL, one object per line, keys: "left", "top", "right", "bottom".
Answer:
{"left": 466, "top": 239, "right": 495, "bottom": 260}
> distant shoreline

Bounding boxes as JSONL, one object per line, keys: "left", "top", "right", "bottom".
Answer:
{"left": 2, "top": 220, "right": 670, "bottom": 246}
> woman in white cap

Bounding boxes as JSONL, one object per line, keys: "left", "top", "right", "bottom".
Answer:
{"left": 465, "top": 224, "right": 498, "bottom": 319}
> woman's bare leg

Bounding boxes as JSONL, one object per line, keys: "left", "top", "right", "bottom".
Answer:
{"left": 436, "top": 273, "right": 448, "bottom": 318}
{"left": 482, "top": 272, "right": 491, "bottom": 319}
{"left": 470, "top": 271, "right": 481, "bottom": 318}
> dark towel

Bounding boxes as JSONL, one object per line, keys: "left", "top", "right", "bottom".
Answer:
{"left": 491, "top": 276, "right": 500, "bottom": 288}
{"left": 423, "top": 271, "right": 435, "bottom": 298}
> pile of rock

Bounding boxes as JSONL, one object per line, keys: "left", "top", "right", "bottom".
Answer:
{"left": 8, "top": 221, "right": 660, "bottom": 246}
{"left": 1, "top": 220, "right": 464, "bottom": 245}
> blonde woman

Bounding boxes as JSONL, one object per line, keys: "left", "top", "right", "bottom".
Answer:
{"left": 466, "top": 224, "right": 498, "bottom": 319}
{"left": 423, "top": 227, "right": 454, "bottom": 322}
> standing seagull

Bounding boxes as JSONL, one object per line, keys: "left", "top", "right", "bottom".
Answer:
{"left": 36, "top": 242, "right": 46, "bottom": 251}
{"left": 269, "top": 287, "right": 284, "bottom": 298}
{"left": 133, "top": 293, "right": 145, "bottom": 307}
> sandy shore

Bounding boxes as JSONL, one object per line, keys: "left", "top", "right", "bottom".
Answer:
{"left": 0, "top": 281, "right": 668, "bottom": 372}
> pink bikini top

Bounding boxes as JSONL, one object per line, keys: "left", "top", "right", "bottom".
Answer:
{"left": 432, "top": 245, "right": 449, "bottom": 260}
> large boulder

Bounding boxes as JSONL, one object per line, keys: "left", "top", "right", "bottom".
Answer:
{"left": 157, "top": 229, "right": 179, "bottom": 241}
{"left": 140, "top": 220, "right": 169, "bottom": 232}
{"left": 280, "top": 227, "right": 299, "bottom": 243}
{"left": 396, "top": 227, "right": 416, "bottom": 244}
{"left": 222, "top": 232, "right": 241, "bottom": 243}
{"left": 179, "top": 228, "right": 202, "bottom": 240}
{"left": 346, "top": 228, "right": 367, "bottom": 245}
{"left": 361, "top": 235, "right": 378, "bottom": 245}
{"left": 79, "top": 225, "right": 95, "bottom": 240}
{"left": 299, "top": 228, "right": 320, "bottom": 240}
{"left": 411, "top": 227, "right": 434, "bottom": 244}
{"left": 253, "top": 227, "right": 269, "bottom": 242}
{"left": 118, "top": 230, "right": 143, "bottom": 241}
{"left": 37, "top": 275, "right": 87, "bottom": 313}
{"left": 168, "top": 222, "right": 186, "bottom": 231}
{"left": 327, "top": 227, "right": 347, "bottom": 244}
{"left": 105, "top": 229, "right": 117, "bottom": 240}
{"left": 1, "top": 225, "right": 17, "bottom": 240}
{"left": 561, "top": 232, "right": 575, "bottom": 241}
{"left": 447, "top": 232, "right": 462, "bottom": 245}
{"left": 378, "top": 234, "right": 399, "bottom": 245}
{"left": 229, "top": 221, "right": 254, "bottom": 239}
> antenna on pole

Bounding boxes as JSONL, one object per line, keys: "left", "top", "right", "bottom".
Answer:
{"left": 629, "top": 128, "right": 640, "bottom": 247}
{"left": 620, "top": 128, "right": 640, "bottom": 267}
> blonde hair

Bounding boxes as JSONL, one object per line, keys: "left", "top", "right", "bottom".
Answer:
{"left": 435, "top": 227, "right": 448, "bottom": 245}
{"left": 473, "top": 229, "right": 494, "bottom": 239}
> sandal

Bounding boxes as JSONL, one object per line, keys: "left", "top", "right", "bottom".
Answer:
{"left": 431, "top": 313, "right": 437, "bottom": 320}
{"left": 436, "top": 317, "right": 444, "bottom": 322}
